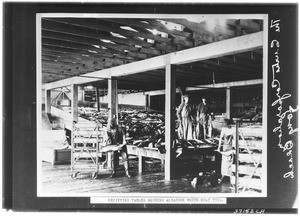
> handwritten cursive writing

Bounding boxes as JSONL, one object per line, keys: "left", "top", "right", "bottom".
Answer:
{"left": 270, "top": 19, "right": 280, "bottom": 32}
{"left": 270, "top": 19, "right": 298, "bottom": 179}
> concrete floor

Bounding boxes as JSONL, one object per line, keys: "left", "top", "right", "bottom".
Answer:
{"left": 41, "top": 158, "right": 233, "bottom": 194}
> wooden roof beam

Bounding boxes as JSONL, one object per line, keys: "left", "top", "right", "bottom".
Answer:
{"left": 104, "top": 18, "right": 192, "bottom": 38}
{"left": 42, "top": 37, "right": 146, "bottom": 60}
{"left": 42, "top": 33, "right": 148, "bottom": 60}
{"left": 147, "top": 79, "right": 263, "bottom": 96}
{"left": 42, "top": 19, "right": 154, "bottom": 49}
{"left": 42, "top": 46, "right": 135, "bottom": 62}
{"left": 46, "top": 18, "right": 173, "bottom": 45}
{"left": 44, "top": 31, "right": 263, "bottom": 89}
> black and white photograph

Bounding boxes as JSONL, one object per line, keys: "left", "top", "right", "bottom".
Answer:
{"left": 2, "top": 2, "right": 298, "bottom": 213}
{"left": 37, "top": 14, "right": 267, "bottom": 198}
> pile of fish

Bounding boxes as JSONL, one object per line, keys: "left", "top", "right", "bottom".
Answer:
{"left": 77, "top": 108, "right": 218, "bottom": 154}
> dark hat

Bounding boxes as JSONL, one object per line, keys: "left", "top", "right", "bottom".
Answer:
{"left": 182, "top": 94, "right": 189, "bottom": 98}
{"left": 201, "top": 95, "right": 206, "bottom": 99}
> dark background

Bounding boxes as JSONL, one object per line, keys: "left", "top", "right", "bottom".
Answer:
{"left": 3, "top": 3, "right": 298, "bottom": 213}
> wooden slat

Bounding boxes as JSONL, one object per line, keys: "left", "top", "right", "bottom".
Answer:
{"left": 42, "top": 19, "right": 154, "bottom": 49}
{"left": 231, "top": 164, "right": 262, "bottom": 177}
{"left": 238, "top": 153, "right": 261, "bottom": 164}
{"left": 164, "top": 63, "right": 176, "bottom": 180}
{"left": 106, "top": 18, "right": 192, "bottom": 38}
{"left": 43, "top": 30, "right": 138, "bottom": 54}
{"left": 43, "top": 37, "right": 144, "bottom": 61}
{"left": 103, "top": 18, "right": 193, "bottom": 48}
{"left": 146, "top": 79, "right": 262, "bottom": 96}
{"left": 73, "top": 137, "right": 100, "bottom": 143}
{"left": 230, "top": 176, "right": 262, "bottom": 191}
{"left": 162, "top": 18, "right": 216, "bottom": 38}
{"left": 47, "top": 18, "right": 173, "bottom": 45}
{"left": 45, "top": 32, "right": 263, "bottom": 89}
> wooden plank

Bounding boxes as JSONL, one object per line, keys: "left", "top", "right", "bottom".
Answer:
{"left": 231, "top": 164, "right": 262, "bottom": 177}
{"left": 240, "top": 20, "right": 262, "bottom": 32}
{"left": 230, "top": 176, "right": 262, "bottom": 191}
{"left": 43, "top": 30, "right": 142, "bottom": 54}
{"left": 45, "top": 89, "right": 51, "bottom": 113}
{"left": 235, "top": 122, "right": 239, "bottom": 193}
{"left": 71, "top": 84, "right": 79, "bottom": 123}
{"left": 226, "top": 87, "right": 231, "bottom": 119}
{"left": 239, "top": 127, "right": 263, "bottom": 137}
{"left": 45, "top": 32, "right": 263, "bottom": 89}
{"left": 238, "top": 153, "right": 262, "bottom": 164}
{"left": 108, "top": 77, "right": 118, "bottom": 122}
{"left": 47, "top": 18, "right": 173, "bottom": 45}
{"left": 170, "top": 32, "right": 263, "bottom": 65}
{"left": 106, "top": 18, "right": 192, "bottom": 38}
{"left": 43, "top": 37, "right": 141, "bottom": 61}
{"left": 165, "top": 63, "right": 176, "bottom": 180}
{"left": 42, "top": 19, "right": 154, "bottom": 49}
{"left": 147, "top": 79, "right": 263, "bottom": 96}
{"left": 43, "top": 45, "right": 134, "bottom": 61}
{"left": 96, "top": 87, "right": 100, "bottom": 112}
{"left": 138, "top": 155, "right": 146, "bottom": 174}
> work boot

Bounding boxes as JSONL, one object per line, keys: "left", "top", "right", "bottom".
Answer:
{"left": 124, "top": 161, "right": 131, "bottom": 178}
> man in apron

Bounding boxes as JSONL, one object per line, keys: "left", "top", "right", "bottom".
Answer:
{"left": 176, "top": 94, "right": 194, "bottom": 140}
{"left": 196, "top": 96, "right": 210, "bottom": 139}
{"left": 107, "top": 117, "right": 131, "bottom": 178}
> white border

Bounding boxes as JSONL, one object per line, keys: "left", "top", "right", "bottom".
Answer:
{"left": 36, "top": 13, "right": 268, "bottom": 199}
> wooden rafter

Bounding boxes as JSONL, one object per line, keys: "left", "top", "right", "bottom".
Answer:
{"left": 44, "top": 31, "right": 263, "bottom": 89}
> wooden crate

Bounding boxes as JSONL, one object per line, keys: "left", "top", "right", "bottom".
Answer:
{"left": 41, "top": 147, "right": 71, "bottom": 165}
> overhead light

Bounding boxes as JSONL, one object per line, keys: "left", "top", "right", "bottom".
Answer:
{"left": 152, "top": 29, "right": 158, "bottom": 35}
{"left": 85, "top": 85, "right": 93, "bottom": 90}
{"left": 120, "top": 26, "right": 138, "bottom": 32}
{"left": 110, "top": 32, "right": 127, "bottom": 39}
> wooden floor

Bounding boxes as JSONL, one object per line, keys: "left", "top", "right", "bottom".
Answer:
{"left": 41, "top": 158, "right": 232, "bottom": 194}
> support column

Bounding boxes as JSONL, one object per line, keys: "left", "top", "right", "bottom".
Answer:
{"left": 45, "top": 89, "right": 51, "bottom": 113}
{"left": 96, "top": 87, "right": 101, "bottom": 112}
{"left": 108, "top": 77, "right": 118, "bottom": 122}
{"left": 145, "top": 94, "right": 150, "bottom": 111}
{"left": 165, "top": 63, "right": 176, "bottom": 181}
{"left": 226, "top": 87, "right": 231, "bottom": 119}
{"left": 71, "top": 84, "right": 79, "bottom": 123}
{"left": 107, "top": 78, "right": 118, "bottom": 169}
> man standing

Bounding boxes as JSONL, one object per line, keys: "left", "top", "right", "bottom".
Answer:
{"left": 106, "top": 117, "right": 131, "bottom": 178}
{"left": 196, "top": 96, "right": 209, "bottom": 139}
{"left": 176, "top": 94, "right": 194, "bottom": 140}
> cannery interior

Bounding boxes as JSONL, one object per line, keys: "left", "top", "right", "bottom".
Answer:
{"left": 39, "top": 15, "right": 265, "bottom": 195}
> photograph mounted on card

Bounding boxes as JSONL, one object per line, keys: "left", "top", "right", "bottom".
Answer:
{"left": 36, "top": 12, "right": 268, "bottom": 202}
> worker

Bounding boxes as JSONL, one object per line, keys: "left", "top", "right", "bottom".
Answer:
{"left": 215, "top": 119, "right": 235, "bottom": 183}
{"left": 196, "top": 96, "right": 210, "bottom": 139}
{"left": 107, "top": 116, "right": 131, "bottom": 178}
{"left": 176, "top": 94, "right": 194, "bottom": 140}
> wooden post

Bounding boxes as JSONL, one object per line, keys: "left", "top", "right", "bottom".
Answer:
{"left": 138, "top": 155, "right": 146, "bottom": 174}
{"left": 145, "top": 94, "right": 150, "bottom": 111}
{"left": 165, "top": 63, "right": 176, "bottom": 181}
{"left": 96, "top": 87, "right": 100, "bottom": 112}
{"left": 108, "top": 77, "right": 118, "bottom": 122}
{"left": 226, "top": 87, "right": 231, "bottom": 119}
{"left": 45, "top": 89, "right": 51, "bottom": 113}
{"left": 235, "top": 122, "right": 239, "bottom": 193}
{"left": 71, "top": 84, "right": 78, "bottom": 123}
{"left": 107, "top": 77, "right": 118, "bottom": 169}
